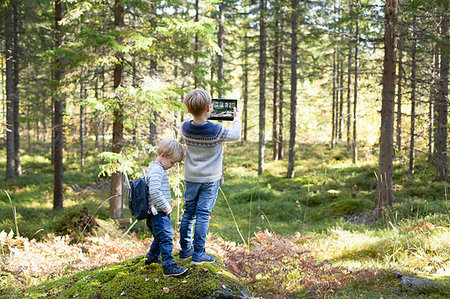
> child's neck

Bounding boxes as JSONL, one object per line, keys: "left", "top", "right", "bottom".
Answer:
{"left": 192, "top": 114, "right": 208, "bottom": 124}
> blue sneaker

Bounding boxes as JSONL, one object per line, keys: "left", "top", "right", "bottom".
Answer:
{"left": 145, "top": 256, "right": 162, "bottom": 265}
{"left": 192, "top": 253, "right": 215, "bottom": 265}
{"left": 179, "top": 247, "right": 194, "bottom": 261}
{"left": 163, "top": 264, "right": 189, "bottom": 277}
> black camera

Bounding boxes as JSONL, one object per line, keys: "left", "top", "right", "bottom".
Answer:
{"left": 209, "top": 98, "right": 238, "bottom": 121}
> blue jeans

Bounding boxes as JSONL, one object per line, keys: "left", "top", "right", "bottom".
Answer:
{"left": 179, "top": 180, "right": 220, "bottom": 259}
{"left": 146, "top": 212, "right": 176, "bottom": 268}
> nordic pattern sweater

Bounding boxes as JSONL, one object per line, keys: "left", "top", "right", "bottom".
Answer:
{"left": 180, "top": 118, "right": 241, "bottom": 183}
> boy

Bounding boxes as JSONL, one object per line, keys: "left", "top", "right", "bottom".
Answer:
{"left": 179, "top": 89, "right": 241, "bottom": 264}
{"left": 145, "top": 139, "right": 188, "bottom": 277}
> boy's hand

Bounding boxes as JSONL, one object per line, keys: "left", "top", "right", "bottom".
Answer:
{"left": 233, "top": 105, "right": 241, "bottom": 119}
{"left": 165, "top": 212, "right": 171, "bottom": 216}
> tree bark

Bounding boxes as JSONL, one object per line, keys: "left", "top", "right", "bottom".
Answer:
{"left": 409, "top": 16, "right": 417, "bottom": 176}
{"left": 80, "top": 79, "right": 84, "bottom": 168}
{"left": 428, "top": 49, "right": 438, "bottom": 162}
{"left": 396, "top": 38, "right": 403, "bottom": 152}
{"left": 53, "top": 0, "right": 64, "bottom": 211}
{"left": 287, "top": 0, "right": 298, "bottom": 179}
{"left": 13, "top": 0, "right": 21, "bottom": 177}
{"left": 243, "top": 31, "right": 249, "bottom": 142}
{"left": 217, "top": 2, "right": 224, "bottom": 98}
{"left": 346, "top": 42, "right": 352, "bottom": 150}
{"left": 352, "top": 0, "right": 359, "bottom": 164}
{"left": 435, "top": 0, "right": 449, "bottom": 181}
{"left": 338, "top": 60, "right": 344, "bottom": 140}
{"left": 375, "top": 0, "right": 398, "bottom": 216}
{"left": 278, "top": 44, "right": 284, "bottom": 160}
{"left": 5, "top": 3, "right": 15, "bottom": 180}
{"left": 258, "top": 0, "right": 267, "bottom": 175}
{"left": 110, "top": 0, "right": 125, "bottom": 219}
{"left": 273, "top": 16, "right": 280, "bottom": 161}
{"left": 331, "top": 46, "right": 337, "bottom": 148}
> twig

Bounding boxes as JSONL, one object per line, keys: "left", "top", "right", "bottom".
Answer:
{"left": 5, "top": 191, "right": 19, "bottom": 237}
{"left": 219, "top": 187, "right": 247, "bottom": 246}
{"left": 122, "top": 219, "right": 139, "bottom": 237}
{"left": 77, "top": 194, "right": 119, "bottom": 243}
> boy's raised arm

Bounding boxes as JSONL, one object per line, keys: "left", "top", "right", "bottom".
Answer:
{"left": 223, "top": 106, "right": 241, "bottom": 141}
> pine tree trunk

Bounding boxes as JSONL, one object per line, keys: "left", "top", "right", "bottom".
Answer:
{"left": 243, "top": 31, "right": 249, "bottom": 142}
{"left": 110, "top": 0, "right": 124, "bottom": 219}
{"left": 258, "top": 0, "right": 267, "bottom": 175}
{"left": 53, "top": 0, "right": 64, "bottom": 211}
{"left": 396, "top": 38, "right": 403, "bottom": 151}
{"left": 435, "top": 0, "right": 449, "bottom": 181}
{"left": 5, "top": 3, "right": 15, "bottom": 180}
{"left": 409, "top": 16, "right": 417, "bottom": 176}
{"left": 338, "top": 60, "right": 344, "bottom": 140}
{"left": 13, "top": 0, "right": 21, "bottom": 176}
{"left": 218, "top": 2, "right": 224, "bottom": 98}
{"left": 80, "top": 80, "right": 84, "bottom": 168}
{"left": 352, "top": 0, "right": 359, "bottom": 164}
{"left": 331, "top": 47, "right": 337, "bottom": 148}
{"left": 287, "top": 0, "right": 298, "bottom": 179}
{"left": 273, "top": 17, "right": 280, "bottom": 160}
{"left": 194, "top": 0, "right": 199, "bottom": 88}
{"left": 346, "top": 43, "right": 352, "bottom": 150}
{"left": 278, "top": 44, "right": 284, "bottom": 159}
{"left": 428, "top": 49, "right": 437, "bottom": 162}
{"left": 375, "top": 0, "right": 398, "bottom": 216}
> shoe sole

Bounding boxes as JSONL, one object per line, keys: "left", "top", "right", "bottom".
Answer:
{"left": 163, "top": 268, "right": 189, "bottom": 277}
{"left": 191, "top": 260, "right": 215, "bottom": 265}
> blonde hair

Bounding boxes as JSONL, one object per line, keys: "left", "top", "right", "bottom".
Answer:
{"left": 184, "top": 89, "right": 211, "bottom": 116}
{"left": 157, "top": 139, "right": 184, "bottom": 161}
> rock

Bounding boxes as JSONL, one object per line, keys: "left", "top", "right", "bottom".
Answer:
{"left": 208, "top": 284, "right": 251, "bottom": 299}
{"left": 400, "top": 276, "right": 438, "bottom": 292}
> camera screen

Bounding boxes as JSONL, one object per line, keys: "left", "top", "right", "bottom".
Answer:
{"left": 209, "top": 99, "right": 237, "bottom": 121}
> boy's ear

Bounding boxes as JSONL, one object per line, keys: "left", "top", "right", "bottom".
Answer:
{"left": 206, "top": 105, "right": 210, "bottom": 112}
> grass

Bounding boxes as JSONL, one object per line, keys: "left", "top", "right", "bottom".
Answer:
{"left": 1, "top": 140, "right": 449, "bottom": 297}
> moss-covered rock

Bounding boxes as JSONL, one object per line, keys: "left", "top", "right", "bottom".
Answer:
{"left": 13, "top": 256, "right": 249, "bottom": 299}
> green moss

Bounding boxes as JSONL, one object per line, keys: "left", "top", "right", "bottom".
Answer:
{"left": 320, "top": 198, "right": 374, "bottom": 217}
{"left": 12, "top": 256, "right": 247, "bottom": 299}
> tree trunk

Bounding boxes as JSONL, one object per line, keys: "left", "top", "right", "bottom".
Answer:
{"left": 80, "top": 79, "right": 85, "bottom": 168}
{"left": 217, "top": 2, "right": 224, "bottom": 98}
{"left": 331, "top": 47, "right": 336, "bottom": 148}
{"left": 375, "top": 0, "right": 398, "bottom": 216}
{"left": 396, "top": 38, "right": 403, "bottom": 152}
{"left": 5, "top": 3, "right": 15, "bottom": 180}
{"left": 338, "top": 60, "right": 344, "bottom": 140}
{"left": 352, "top": 0, "right": 359, "bottom": 164}
{"left": 243, "top": 31, "right": 249, "bottom": 143}
{"left": 194, "top": 0, "right": 199, "bottom": 88}
{"left": 435, "top": 0, "right": 449, "bottom": 181}
{"left": 346, "top": 42, "right": 352, "bottom": 150}
{"left": 409, "top": 16, "right": 417, "bottom": 176}
{"left": 278, "top": 44, "right": 284, "bottom": 159}
{"left": 53, "top": 0, "right": 64, "bottom": 211}
{"left": 258, "top": 0, "right": 267, "bottom": 175}
{"left": 13, "top": 0, "right": 21, "bottom": 177}
{"left": 287, "top": 0, "right": 298, "bottom": 179}
{"left": 273, "top": 17, "right": 280, "bottom": 160}
{"left": 110, "top": 0, "right": 125, "bottom": 219}
{"left": 428, "top": 49, "right": 437, "bottom": 162}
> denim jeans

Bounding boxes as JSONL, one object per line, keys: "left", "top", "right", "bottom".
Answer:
{"left": 179, "top": 180, "right": 220, "bottom": 259}
{"left": 146, "top": 212, "right": 176, "bottom": 268}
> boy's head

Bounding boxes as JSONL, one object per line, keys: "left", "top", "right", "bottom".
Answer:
{"left": 156, "top": 139, "right": 184, "bottom": 169}
{"left": 184, "top": 89, "right": 211, "bottom": 117}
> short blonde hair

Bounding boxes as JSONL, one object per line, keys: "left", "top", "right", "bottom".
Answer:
{"left": 157, "top": 139, "right": 184, "bottom": 162}
{"left": 184, "top": 89, "right": 211, "bottom": 116}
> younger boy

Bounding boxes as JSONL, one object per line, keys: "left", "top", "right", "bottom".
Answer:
{"left": 179, "top": 89, "right": 241, "bottom": 264}
{"left": 145, "top": 139, "right": 188, "bottom": 277}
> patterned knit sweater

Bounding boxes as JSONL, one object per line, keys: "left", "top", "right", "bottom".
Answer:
{"left": 146, "top": 161, "right": 172, "bottom": 214}
{"left": 180, "top": 118, "right": 241, "bottom": 183}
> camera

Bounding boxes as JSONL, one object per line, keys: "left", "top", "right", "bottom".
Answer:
{"left": 209, "top": 98, "right": 238, "bottom": 121}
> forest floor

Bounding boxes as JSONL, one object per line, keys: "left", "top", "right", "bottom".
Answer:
{"left": 0, "top": 141, "right": 449, "bottom": 298}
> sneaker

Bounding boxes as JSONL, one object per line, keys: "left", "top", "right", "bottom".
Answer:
{"left": 145, "top": 257, "right": 162, "bottom": 265}
{"left": 192, "top": 253, "right": 215, "bottom": 265}
{"left": 179, "top": 247, "right": 194, "bottom": 261}
{"left": 163, "top": 264, "right": 189, "bottom": 277}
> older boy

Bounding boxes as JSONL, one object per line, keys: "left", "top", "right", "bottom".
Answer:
{"left": 179, "top": 89, "right": 241, "bottom": 264}
{"left": 145, "top": 139, "right": 188, "bottom": 277}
